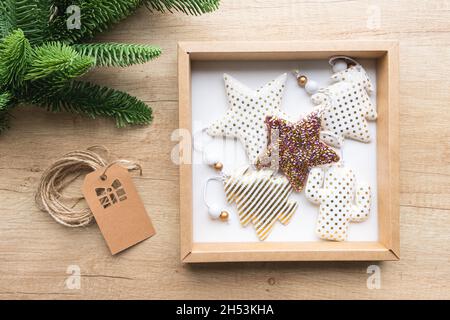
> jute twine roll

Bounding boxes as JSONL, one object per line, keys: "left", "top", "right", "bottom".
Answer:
{"left": 35, "top": 146, "right": 141, "bottom": 228}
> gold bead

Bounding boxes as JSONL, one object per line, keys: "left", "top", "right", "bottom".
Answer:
{"left": 219, "top": 211, "right": 229, "bottom": 221}
{"left": 213, "top": 162, "right": 223, "bottom": 171}
{"left": 297, "top": 75, "right": 307, "bottom": 87}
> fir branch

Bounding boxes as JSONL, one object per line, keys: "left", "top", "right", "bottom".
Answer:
{"left": 15, "top": 0, "right": 52, "bottom": 45}
{"left": 25, "top": 42, "right": 94, "bottom": 85}
{"left": 0, "top": 92, "right": 12, "bottom": 133}
{"left": 72, "top": 43, "right": 161, "bottom": 67}
{"left": 144, "top": 0, "right": 220, "bottom": 15}
{"left": 0, "top": 0, "right": 221, "bottom": 133}
{"left": 0, "top": 0, "right": 16, "bottom": 39}
{"left": 0, "top": 92, "right": 12, "bottom": 110}
{"left": 0, "top": 29, "right": 32, "bottom": 90}
{"left": 27, "top": 80, "right": 153, "bottom": 127}
{"left": 48, "top": 0, "right": 142, "bottom": 43}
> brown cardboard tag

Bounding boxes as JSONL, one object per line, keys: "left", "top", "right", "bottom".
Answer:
{"left": 82, "top": 163, "right": 155, "bottom": 255}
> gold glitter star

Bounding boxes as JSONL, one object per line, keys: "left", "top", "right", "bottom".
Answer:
{"left": 256, "top": 112, "right": 340, "bottom": 192}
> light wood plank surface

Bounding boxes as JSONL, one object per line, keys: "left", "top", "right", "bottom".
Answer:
{"left": 1, "top": 0, "right": 449, "bottom": 299}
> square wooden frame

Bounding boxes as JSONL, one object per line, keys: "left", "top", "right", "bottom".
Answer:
{"left": 178, "top": 41, "right": 399, "bottom": 263}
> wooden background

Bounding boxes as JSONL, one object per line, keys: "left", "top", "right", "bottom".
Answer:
{"left": 0, "top": 0, "right": 449, "bottom": 299}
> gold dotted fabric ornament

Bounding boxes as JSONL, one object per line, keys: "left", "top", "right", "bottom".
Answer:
{"left": 207, "top": 73, "right": 290, "bottom": 164}
{"left": 305, "top": 165, "right": 371, "bottom": 241}
{"left": 311, "top": 65, "right": 377, "bottom": 148}
{"left": 224, "top": 167, "right": 298, "bottom": 241}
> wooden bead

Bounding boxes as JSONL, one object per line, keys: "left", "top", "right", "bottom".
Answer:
{"left": 219, "top": 211, "right": 229, "bottom": 221}
{"left": 213, "top": 162, "right": 223, "bottom": 171}
{"left": 297, "top": 75, "right": 307, "bottom": 87}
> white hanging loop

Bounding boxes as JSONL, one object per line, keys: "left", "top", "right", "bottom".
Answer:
{"left": 328, "top": 55, "right": 361, "bottom": 67}
{"left": 193, "top": 127, "right": 210, "bottom": 154}
{"left": 193, "top": 127, "right": 224, "bottom": 167}
{"left": 291, "top": 69, "right": 301, "bottom": 79}
{"left": 203, "top": 174, "right": 230, "bottom": 221}
{"left": 203, "top": 177, "right": 221, "bottom": 209}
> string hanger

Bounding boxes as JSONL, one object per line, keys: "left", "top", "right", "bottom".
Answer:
{"left": 328, "top": 55, "right": 360, "bottom": 68}
{"left": 193, "top": 127, "right": 229, "bottom": 171}
{"left": 203, "top": 175, "right": 230, "bottom": 222}
{"left": 193, "top": 127, "right": 231, "bottom": 221}
{"left": 292, "top": 55, "right": 356, "bottom": 96}
{"left": 35, "top": 146, "right": 141, "bottom": 228}
{"left": 291, "top": 69, "right": 319, "bottom": 95}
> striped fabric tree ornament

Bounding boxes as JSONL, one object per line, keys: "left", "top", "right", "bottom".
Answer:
{"left": 223, "top": 167, "right": 298, "bottom": 241}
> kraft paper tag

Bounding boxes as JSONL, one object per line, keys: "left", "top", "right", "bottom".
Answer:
{"left": 82, "top": 163, "right": 155, "bottom": 255}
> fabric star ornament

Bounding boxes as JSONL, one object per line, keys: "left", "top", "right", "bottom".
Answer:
{"left": 207, "top": 73, "right": 290, "bottom": 164}
{"left": 256, "top": 112, "right": 340, "bottom": 192}
{"left": 311, "top": 65, "right": 377, "bottom": 148}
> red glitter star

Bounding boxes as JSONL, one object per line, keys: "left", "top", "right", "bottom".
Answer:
{"left": 256, "top": 112, "right": 340, "bottom": 192}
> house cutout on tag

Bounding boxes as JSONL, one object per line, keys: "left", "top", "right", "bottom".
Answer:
{"left": 96, "top": 179, "right": 127, "bottom": 208}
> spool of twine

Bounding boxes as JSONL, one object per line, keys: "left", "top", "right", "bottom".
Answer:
{"left": 35, "top": 146, "right": 142, "bottom": 228}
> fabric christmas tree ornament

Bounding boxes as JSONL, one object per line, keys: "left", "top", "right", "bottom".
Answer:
{"left": 256, "top": 112, "right": 340, "bottom": 192}
{"left": 305, "top": 165, "right": 371, "bottom": 241}
{"left": 223, "top": 167, "right": 298, "bottom": 241}
{"left": 207, "top": 73, "right": 290, "bottom": 164}
{"left": 310, "top": 65, "right": 377, "bottom": 148}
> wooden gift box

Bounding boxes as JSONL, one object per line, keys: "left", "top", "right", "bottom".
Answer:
{"left": 178, "top": 41, "right": 399, "bottom": 263}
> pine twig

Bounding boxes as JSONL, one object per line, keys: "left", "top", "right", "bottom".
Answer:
{"left": 0, "top": 0, "right": 16, "bottom": 39}
{"left": 16, "top": 0, "right": 52, "bottom": 45}
{"left": 27, "top": 80, "right": 153, "bottom": 127}
{"left": 0, "top": 92, "right": 12, "bottom": 133}
{"left": 144, "top": 0, "right": 220, "bottom": 15}
{"left": 25, "top": 42, "right": 94, "bottom": 84}
{"left": 73, "top": 43, "right": 161, "bottom": 67}
{"left": 0, "top": 29, "right": 32, "bottom": 90}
